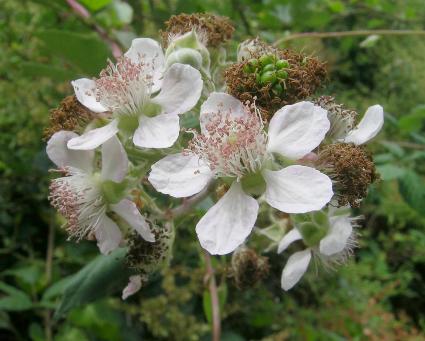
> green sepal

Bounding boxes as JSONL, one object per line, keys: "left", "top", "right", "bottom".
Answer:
{"left": 102, "top": 179, "right": 129, "bottom": 204}
{"left": 297, "top": 221, "right": 328, "bottom": 247}
{"left": 241, "top": 172, "right": 267, "bottom": 196}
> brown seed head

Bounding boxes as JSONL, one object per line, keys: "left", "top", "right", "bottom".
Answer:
{"left": 126, "top": 220, "right": 171, "bottom": 280}
{"left": 318, "top": 143, "right": 379, "bottom": 207}
{"left": 230, "top": 247, "right": 270, "bottom": 290}
{"left": 43, "top": 95, "right": 95, "bottom": 141}
{"left": 225, "top": 42, "right": 327, "bottom": 120}
{"left": 161, "top": 13, "right": 234, "bottom": 48}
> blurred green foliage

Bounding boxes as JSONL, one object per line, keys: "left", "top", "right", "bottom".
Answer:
{"left": 1, "top": 0, "right": 425, "bottom": 339}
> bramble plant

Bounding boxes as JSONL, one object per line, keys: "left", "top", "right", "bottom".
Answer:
{"left": 44, "top": 11, "right": 384, "bottom": 333}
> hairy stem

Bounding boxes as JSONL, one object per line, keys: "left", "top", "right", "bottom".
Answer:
{"left": 203, "top": 250, "right": 221, "bottom": 341}
{"left": 274, "top": 29, "right": 425, "bottom": 46}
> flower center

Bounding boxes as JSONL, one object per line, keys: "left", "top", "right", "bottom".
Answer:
{"left": 187, "top": 102, "right": 268, "bottom": 179}
{"left": 95, "top": 57, "right": 154, "bottom": 116}
{"left": 48, "top": 168, "right": 105, "bottom": 240}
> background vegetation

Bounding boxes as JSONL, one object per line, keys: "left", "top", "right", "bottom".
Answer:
{"left": 1, "top": 0, "right": 425, "bottom": 339}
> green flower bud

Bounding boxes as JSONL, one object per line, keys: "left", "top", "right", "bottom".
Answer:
{"left": 165, "top": 48, "right": 203, "bottom": 70}
{"left": 259, "top": 54, "right": 276, "bottom": 66}
{"left": 243, "top": 63, "right": 254, "bottom": 74}
{"left": 165, "top": 30, "right": 211, "bottom": 74}
{"left": 248, "top": 58, "right": 259, "bottom": 69}
{"left": 262, "top": 64, "right": 275, "bottom": 73}
{"left": 272, "top": 83, "right": 283, "bottom": 95}
{"left": 276, "top": 70, "right": 288, "bottom": 79}
{"left": 260, "top": 71, "right": 277, "bottom": 85}
{"left": 276, "top": 59, "right": 289, "bottom": 69}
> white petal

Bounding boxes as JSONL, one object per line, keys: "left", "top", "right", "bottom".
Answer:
{"left": 101, "top": 135, "right": 128, "bottom": 182}
{"left": 95, "top": 215, "right": 122, "bottom": 255}
{"left": 319, "top": 215, "right": 352, "bottom": 256}
{"left": 344, "top": 105, "right": 384, "bottom": 145}
{"left": 46, "top": 131, "right": 94, "bottom": 172}
{"left": 195, "top": 181, "right": 259, "bottom": 255}
{"left": 67, "top": 119, "right": 119, "bottom": 150}
{"left": 133, "top": 114, "right": 180, "bottom": 149}
{"left": 110, "top": 199, "right": 155, "bottom": 242}
{"left": 124, "top": 38, "right": 165, "bottom": 90}
{"left": 267, "top": 101, "right": 330, "bottom": 159}
{"left": 122, "top": 275, "right": 142, "bottom": 300}
{"left": 71, "top": 78, "right": 106, "bottom": 113}
{"left": 200, "top": 92, "right": 247, "bottom": 135}
{"left": 152, "top": 64, "right": 202, "bottom": 115}
{"left": 264, "top": 165, "right": 333, "bottom": 213}
{"left": 148, "top": 153, "right": 212, "bottom": 198}
{"left": 281, "top": 249, "right": 311, "bottom": 291}
{"left": 277, "top": 228, "right": 302, "bottom": 254}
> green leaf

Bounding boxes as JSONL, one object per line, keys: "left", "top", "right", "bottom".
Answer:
{"left": 0, "top": 282, "right": 33, "bottom": 311}
{"left": 399, "top": 105, "right": 425, "bottom": 133}
{"left": 54, "top": 248, "right": 132, "bottom": 319}
{"left": 36, "top": 30, "right": 111, "bottom": 75}
{"left": 202, "top": 283, "right": 227, "bottom": 324}
{"left": 29, "top": 323, "right": 45, "bottom": 341}
{"left": 20, "top": 62, "right": 77, "bottom": 81}
{"left": 398, "top": 171, "right": 425, "bottom": 216}
{"left": 0, "top": 311, "right": 12, "bottom": 330}
{"left": 42, "top": 276, "right": 75, "bottom": 302}
{"left": 80, "top": 0, "right": 112, "bottom": 11}
{"left": 379, "top": 141, "right": 405, "bottom": 158}
{"left": 376, "top": 165, "right": 406, "bottom": 181}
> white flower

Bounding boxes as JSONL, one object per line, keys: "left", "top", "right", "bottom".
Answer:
{"left": 277, "top": 208, "right": 358, "bottom": 291}
{"left": 47, "top": 131, "right": 155, "bottom": 255}
{"left": 68, "top": 38, "right": 203, "bottom": 150}
{"left": 148, "top": 92, "right": 333, "bottom": 255}
{"left": 342, "top": 105, "right": 384, "bottom": 145}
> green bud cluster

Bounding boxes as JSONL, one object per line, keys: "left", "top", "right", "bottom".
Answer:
{"left": 242, "top": 54, "right": 289, "bottom": 96}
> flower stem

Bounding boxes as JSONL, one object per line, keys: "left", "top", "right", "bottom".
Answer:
{"left": 203, "top": 249, "right": 221, "bottom": 341}
{"left": 273, "top": 29, "right": 425, "bottom": 46}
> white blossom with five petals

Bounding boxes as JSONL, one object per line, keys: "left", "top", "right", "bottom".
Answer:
{"left": 47, "top": 131, "right": 155, "bottom": 255}
{"left": 148, "top": 92, "right": 334, "bottom": 255}
{"left": 277, "top": 208, "right": 358, "bottom": 291}
{"left": 67, "top": 38, "right": 203, "bottom": 150}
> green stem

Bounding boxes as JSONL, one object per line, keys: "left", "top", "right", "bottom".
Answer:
{"left": 274, "top": 29, "right": 425, "bottom": 46}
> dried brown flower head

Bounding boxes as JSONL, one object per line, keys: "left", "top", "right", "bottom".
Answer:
{"left": 126, "top": 220, "right": 172, "bottom": 280}
{"left": 43, "top": 95, "right": 94, "bottom": 141}
{"left": 161, "top": 13, "right": 234, "bottom": 48}
{"left": 225, "top": 42, "right": 327, "bottom": 120}
{"left": 230, "top": 247, "right": 270, "bottom": 290}
{"left": 318, "top": 143, "right": 379, "bottom": 207}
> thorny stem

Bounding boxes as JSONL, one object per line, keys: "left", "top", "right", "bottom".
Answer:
{"left": 66, "top": 0, "right": 123, "bottom": 58}
{"left": 43, "top": 218, "right": 55, "bottom": 341}
{"left": 273, "top": 29, "right": 425, "bottom": 46}
{"left": 203, "top": 250, "right": 221, "bottom": 341}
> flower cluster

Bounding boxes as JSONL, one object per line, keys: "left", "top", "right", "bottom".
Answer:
{"left": 45, "top": 13, "right": 384, "bottom": 298}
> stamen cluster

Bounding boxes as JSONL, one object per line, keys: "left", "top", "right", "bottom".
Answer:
{"left": 187, "top": 103, "right": 268, "bottom": 179}
{"left": 49, "top": 168, "right": 105, "bottom": 240}
{"left": 95, "top": 57, "right": 153, "bottom": 115}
